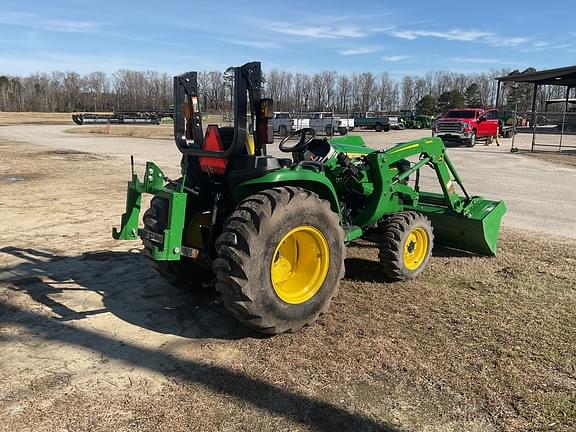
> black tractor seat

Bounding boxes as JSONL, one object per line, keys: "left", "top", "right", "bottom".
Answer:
{"left": 227, "top": 155, "right": 287, "bottom": 186}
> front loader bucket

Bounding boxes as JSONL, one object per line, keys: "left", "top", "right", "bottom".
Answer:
{"left": 414, "top": 195, "right": 507, "bottom": 256}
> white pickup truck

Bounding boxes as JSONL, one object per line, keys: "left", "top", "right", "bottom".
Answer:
{"left": 290, "top": 117, "right": 310, "bottom": 131}
{"left": 336, "top": 116, "right": 355, "bottom": 135}
{"left": 269, "top": 112, "right": 293, "bottom": 136}
{"left": 309, "top": 112, "right": 341, "bottom": 136}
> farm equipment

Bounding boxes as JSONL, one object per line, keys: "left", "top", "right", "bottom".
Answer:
{"left": 113, "top": 62, "right": 506, "bottom": 335}
{"left": 72, "top": 109, "right": 173, "bottom": 125}
{"left": 400, "top": 110, "right": 434, "bottom": 129}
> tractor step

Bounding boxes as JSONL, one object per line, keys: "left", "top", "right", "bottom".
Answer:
{"left": 343, "top": 225, "right": 363, "bottom": 242}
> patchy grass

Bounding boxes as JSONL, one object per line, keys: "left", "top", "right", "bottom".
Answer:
{"left": 0, "top": 139, "right": 575, "bottom": 431}
{"left": 65, "top": 124, "right": 173, "bottom": 139}
{"left": 0, "top": 112, "right": 75, "bottom": 125}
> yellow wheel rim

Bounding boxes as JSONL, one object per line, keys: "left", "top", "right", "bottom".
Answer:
{"left": 271, "top": 226, "right": 330, "bottom": 304}
{"left": 184, "top": 212, "right": 211, "bottom": 249}
{"left": 403, "top": 227, "right": 429, "bottom": 271}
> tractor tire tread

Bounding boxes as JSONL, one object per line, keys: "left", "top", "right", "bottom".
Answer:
{"left": 214, "top": 186, "right": 345, "bottom": 334}
{"left": 378, "top": 211, "right": 434, "bottom": 281}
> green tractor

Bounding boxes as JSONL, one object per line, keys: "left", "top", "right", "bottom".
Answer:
{"left": 113, "top": 62, "right": 506, "bottom": 334}
{"left": 400, "top": 110, "right": 434, "bottom": 129}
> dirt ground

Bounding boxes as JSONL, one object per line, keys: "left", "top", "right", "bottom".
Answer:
{"left": 1, "top": 137, "right": 575, "bottom": 432}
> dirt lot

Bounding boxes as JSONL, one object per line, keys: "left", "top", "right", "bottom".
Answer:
{"left": 1, "top": 133, "right": 575, "bottom": 431}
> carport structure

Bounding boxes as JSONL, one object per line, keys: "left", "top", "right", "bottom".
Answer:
{"left": 495, "top": 65, "right": 576, "bottom": 152}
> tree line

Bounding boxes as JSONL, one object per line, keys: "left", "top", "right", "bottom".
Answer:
{"left": 0, "top": 67, "right": 568, "bottom": 114}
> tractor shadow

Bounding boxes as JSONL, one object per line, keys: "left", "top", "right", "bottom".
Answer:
{"left": 0, "top": 246, "right": 260, "bottom": 340}
{"left": 344, "top": 245, "right": 481, "bottom": 283}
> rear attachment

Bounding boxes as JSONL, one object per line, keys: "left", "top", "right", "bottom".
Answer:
{"left": 112, "top": 158, "right": 187, "bottom": 261}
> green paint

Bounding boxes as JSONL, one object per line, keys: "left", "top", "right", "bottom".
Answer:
{"left": 114, "top": 136, "right": 506, "bottom": 260}
{"left": 113, "top": 161, "right": 187, "bottom": 261}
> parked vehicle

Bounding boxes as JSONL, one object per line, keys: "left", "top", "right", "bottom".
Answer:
{"left": 309, "top": 112, "right": 340, "bottom": 136}
{"left": 351, "top": 112, "right": 390, "bottom": 132}
{"left": 336, "top": 116, "right": 355, "bottom": 135}
{"left": 386, "top": 115, "right": 403, "bottom": 130}
{"left": 269, "top": 112, "right": 293, "bottom": 136}
{"left": 433, "top": 108, "right": 499, "bottom": 147}
{"left": 72, "top": 109, "right": 170, "bottom": 125}
{"left": 290, "top": 117, "right": 310, "bottom": 131}
{"left": 399, "top": 110, "right": 434, "bottom": 129}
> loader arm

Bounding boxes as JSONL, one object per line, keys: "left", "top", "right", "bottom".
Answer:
{"left": 348, "top": 137, "right": 505, "bottom": 255}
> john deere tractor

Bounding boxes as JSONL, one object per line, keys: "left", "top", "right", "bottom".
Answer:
{"left": 113, "top": 62, "right": 506, "bottom": 334}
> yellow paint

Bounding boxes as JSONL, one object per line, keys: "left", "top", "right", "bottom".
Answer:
{"left": 184, "top": 212, "right": 211, "bottom": 249}
{"left": 403, "top": 227, "right": 428, "bottom": 271}
{"left": 245, "top": 135, "right": 255, "bottom": 155}
{"left": 345, "top": 152, "right": 367, "bottom": 158}
{"left": 271, "top": 226, "right": 330, "bottom": 304}
{"left": 390, "top": 143, "right": 420, "bottom": 154}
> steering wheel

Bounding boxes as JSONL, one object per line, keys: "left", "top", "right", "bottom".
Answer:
{"left": 279, "top": 128, "right": 316, "bottom": 153}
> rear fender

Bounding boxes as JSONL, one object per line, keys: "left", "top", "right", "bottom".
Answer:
{"left": 233, "top": 168, "right": 341, "bottom": 215}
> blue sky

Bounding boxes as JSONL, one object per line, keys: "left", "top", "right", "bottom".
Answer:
{"left": 1, "top": 0, "right": 575, "bottom": 77}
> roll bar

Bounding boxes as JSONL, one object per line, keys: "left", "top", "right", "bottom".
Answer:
{"left": 173, "top": 61, "right": 266, "bottom": 158}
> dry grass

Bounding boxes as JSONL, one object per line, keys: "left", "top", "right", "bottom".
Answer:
{"left": 0, "top": 112, "right": 75, "bottom": 125}
{"left": 65, "top": 124, "right": 173, "bottom": 139}
{"left": 0, "top": 139, "right": 575, "bottom": 431}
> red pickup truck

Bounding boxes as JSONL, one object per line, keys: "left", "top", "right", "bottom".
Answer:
{"left": 432, "top": 108, "right": 499, "bottom": 147}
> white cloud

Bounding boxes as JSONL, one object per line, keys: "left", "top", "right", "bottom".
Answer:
{"left": 339, "top": 47, "right": 379, "bottom": 55}
{"left": 391, "top": 29, "right": 494, "bottom": 42}
{"left": 267, "top": 22, "right": 365, "bottom": 39}
{"left": 484, "top": 36, "right": 529, "bottom": 47}
{"left": 382, "top": 55, "right": 407, "bottom": 62}
{"left": 521, "top": 42, "right": 572, "bottom": 52}
{"left": 389, "top": 28, "right": 531, "bottom": 48}
{"left": 450, "top": 57, "right": 518, "bottom": 66}
{"left": 0, "top": 12, "right": 106, "bottom": 33}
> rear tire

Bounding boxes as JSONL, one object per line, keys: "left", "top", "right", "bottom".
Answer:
{"left": 338, "top": 127, "right": 347, "bottom": 136}
{"left": 142, "top": 196, "right": 214, "bottom": 290}
{"left": 279, "top": 125, "right": 288, "bottom": 137}
{"left": 378, "top": 212, "right": 434, "bottom": 281}
{"left": 213, "top": 187, "right": 345, "bottom": 334}
{"left": 374, "top": 122, "right": 383, "bottom": 132}
{"left": 383, "top": 124, "right": 391, "bottom": 132}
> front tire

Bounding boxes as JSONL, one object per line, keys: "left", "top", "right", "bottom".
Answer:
{"left": 213, "top": 187, "right": 345, "bottom": 334}
{"left": 466, "top": 131, "right": 477, "bottom": 147}
{"left": 378, "top": 212, "right": 434, "bottom": 281}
